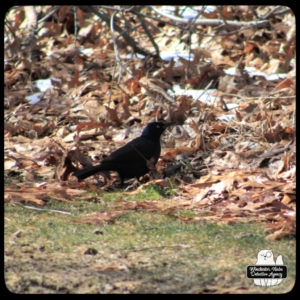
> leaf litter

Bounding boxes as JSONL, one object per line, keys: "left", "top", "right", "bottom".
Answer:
{"left": 4, "top": 5, "right": 295, "bottom": 293}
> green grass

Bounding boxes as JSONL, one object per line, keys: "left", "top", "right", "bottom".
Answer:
{"left": 86, "top": 183, "right": 175, "bottom": 202}
{"left": 4, "top": 188, "right": 296, "bottom": 293}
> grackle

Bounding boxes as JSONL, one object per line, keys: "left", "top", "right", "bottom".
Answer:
{"left": 73, "top": 122, "right": 175, "bottom": 185}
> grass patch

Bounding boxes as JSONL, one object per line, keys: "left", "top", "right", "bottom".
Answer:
{"left": 86, "top": 183, "right": 174, "bottom": 202}
{"left": 5, "top": 189, "right": 296, "bottom": 293}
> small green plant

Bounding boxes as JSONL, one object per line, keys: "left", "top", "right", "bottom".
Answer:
{"left": 143, "top": 184, "right": 176, "bottom": 198}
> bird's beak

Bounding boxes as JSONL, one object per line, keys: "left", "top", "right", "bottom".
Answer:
{"left": 163, "top": 122, "right": 176, "bottom": 129}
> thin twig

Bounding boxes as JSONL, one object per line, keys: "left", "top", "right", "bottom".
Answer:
{"left": 24, "top": 206, "right": 72, "bottom": 215}
{"left": 80, "top": 6, "right": 152, "bottom": 57}
{"left": 185, "top": 19, "right": 192, "bottom": 80}
{"left": 4, "top": 19, "right": 17, "bottom": 39}
{"left": 216, "top": 6, "right": 233, "bottom": 31}
{"left": 184, "top": 6, "right": 205, "bottom": 79}
{"left": 150, "top": 5, "right": 270, "bottom": 28}
{"left": 98, "top": 5, "right": 135, "bottom": 12}
{"left": 108, "top": 62, "right": 117, "bottom": 106}
{"left": 37, "top": 6, "right": 60, "bottom": 24}
{"left": 138, "top": 81, "right": 177, "bottom": 108}
{"left": 272, "top": 7, "right": 292, "bottom": 16}
{"left": 110, "top": 11, "right": 123, "bottom": 83}
{"left": 73, "top": 6, "right": 78, "bottom": 47}
{"left": 136, "top": 14, "right": 160, "bottom": 57}
{"left": 190, "top": 79, "right": 214, "bottom": 104}
{"left": 261, "top": 5, "right": 281, "bottom": 19}
{"left": 131, "top": 8, "right": 270, "bottom": 37}
{"left": 117, "top": 23, "right": 141, "bottom": 39}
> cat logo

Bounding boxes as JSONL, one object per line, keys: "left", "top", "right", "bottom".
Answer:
{"left": 246, "top": 249, "right": 287, "bottom": 287}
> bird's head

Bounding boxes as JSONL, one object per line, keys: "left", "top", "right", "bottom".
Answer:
{"left": 141, "top": 121, "right": 176, "bottom": 140}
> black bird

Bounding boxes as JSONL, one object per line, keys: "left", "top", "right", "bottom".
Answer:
{"left": 73, "top": 122, "right": 175, "bottom": 185}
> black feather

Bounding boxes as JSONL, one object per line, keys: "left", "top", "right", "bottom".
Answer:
{"left": 73, "top": 122, "right": 175, "bottom": 185}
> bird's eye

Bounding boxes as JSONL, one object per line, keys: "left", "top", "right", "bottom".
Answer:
{"left": 156, "top": 125, "right": 160, "bottom": 128}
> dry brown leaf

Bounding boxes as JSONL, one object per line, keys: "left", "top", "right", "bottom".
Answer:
{"left": 105, "top": 106, "right": 121, "bottom": 124}
{"left": 73, "top": 212, "right": 115, "bottom": 225}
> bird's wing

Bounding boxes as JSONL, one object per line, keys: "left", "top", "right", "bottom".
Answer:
{"left": 102, "top": 137, "right": 159, "bottom": 164}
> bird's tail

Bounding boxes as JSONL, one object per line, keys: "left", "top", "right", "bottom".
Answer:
{"left": 73, "top": 164, "right": 108, "bottom": 180}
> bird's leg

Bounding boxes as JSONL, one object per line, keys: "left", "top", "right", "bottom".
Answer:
{"left": 124, "top": 178, "right": 140, "bottom": 191}
{"left": 118, "top": 173, "right": 125, "bottom": 187}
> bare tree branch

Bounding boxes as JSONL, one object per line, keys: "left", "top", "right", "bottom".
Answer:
{"left": 80, "top": 6, "right": 155, "bottom": 57}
